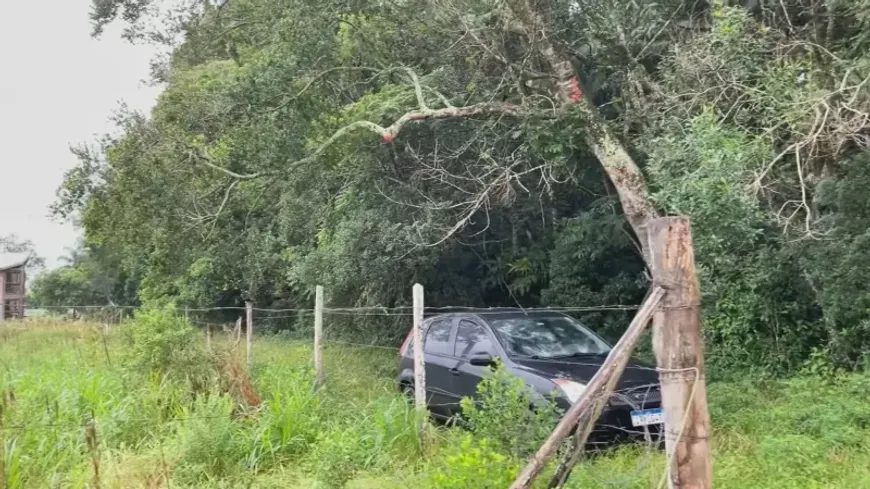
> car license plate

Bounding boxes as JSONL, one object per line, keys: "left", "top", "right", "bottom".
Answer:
{"left": 630, "top": 408, "right": 663, "bottom": 427}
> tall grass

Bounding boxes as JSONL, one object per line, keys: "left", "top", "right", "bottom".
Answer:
{"left": 1, "top": 317, "right": 869, "bottom": 488}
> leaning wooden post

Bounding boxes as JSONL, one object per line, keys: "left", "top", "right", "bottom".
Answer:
{"left": 412, "top": 284, "right": 427, "bottom": 428}
{"left": 648, "top": 217, "right": 712, "bottom": 489}
{"left": 245, "top": 301, "right": 254, "bottom": 371}
{"left": 314, "top": 285, "right": 324, "bottom": 386}
{"left": 508, "top": 286, "right": 665, "bottom": 489}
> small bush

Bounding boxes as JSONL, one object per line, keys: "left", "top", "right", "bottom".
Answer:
{"left": 424, "top": 435, "right": 520, "bottom": 489}
{"left": 309, "top": 423, "right": 371, "bottom": 488}
{"left": 460, "top": 362, "right": 561, "bottom": 458}
{"left": 121, "top": 306, "right": 215, "bottom": 388}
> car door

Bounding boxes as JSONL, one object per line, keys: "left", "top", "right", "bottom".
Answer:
{"left": 421, "top": 316, "right": 460, "bottom": 416}
{"left": 449, "top": 318, "right": 499, "bottom": 402}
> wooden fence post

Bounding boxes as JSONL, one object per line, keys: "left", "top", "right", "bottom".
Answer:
{"left": 206, "top": 324, "right": 211, "bottom": 349}
{"left": 314, "top": 285, "right": 324, "bottom": 386}
{"left": 412, "top": 284, "right": 427, "bottom": 426}
{"left": 246, "top": 301, "right": 254, "bottom": 371}
{"left": 508, "top": 287, "right": 665, "bottom": 489}
{"left": 0, "top": 272, "right": 5, "bottom": 324}
{"left": 648, "top": 217, "right": 712, "bottom": 489}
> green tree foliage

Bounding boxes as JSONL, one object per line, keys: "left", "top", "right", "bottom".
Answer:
{"left": 54, "top": 0, "right": 870, "bottom": 372}
{"left": 29, "top": 241, "right": 136, "bottom": 307}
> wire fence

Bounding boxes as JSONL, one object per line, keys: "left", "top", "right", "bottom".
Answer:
{"left": 9, "top": 296, "right": 699, "bottom": 489}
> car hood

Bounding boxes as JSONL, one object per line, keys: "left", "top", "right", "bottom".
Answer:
{"left": 512, "top": 355, "right": 659, "bottom": 390}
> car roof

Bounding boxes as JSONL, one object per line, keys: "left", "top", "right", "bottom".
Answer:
{"left": 427, "top": 310, "right": 571, "bottom": 321}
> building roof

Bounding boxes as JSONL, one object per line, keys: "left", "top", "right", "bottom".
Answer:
{"left": 0, "top": 253, "right": 30, "bottom": 271}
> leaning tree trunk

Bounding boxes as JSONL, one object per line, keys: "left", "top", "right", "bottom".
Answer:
{"left": 502, "top": 3, "right": 713, "bottom": 489}
{"left": 505, "top": 0, "right": 660, "bottom": 262}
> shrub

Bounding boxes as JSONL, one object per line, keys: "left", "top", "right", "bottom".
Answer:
{"left": 121, "top": 306, "right": 215, "bottom": 388}
{"left": 424, "top": 435, "right": 520, "bottom": 489}
{"left": 460, "top": 361, "right": 561, "bottom": 458}
{"left": 308, "top": 423, "right": 371, "bottom": 488}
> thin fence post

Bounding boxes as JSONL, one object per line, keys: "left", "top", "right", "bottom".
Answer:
{"left": 246, "top": 301, "right": 253, "bottom": 371}
{"left": 184, "top": 305, "right": 189, "bottom": 322}
{"left": 314, "top": 285, "right": 324, "bottom": 386}
{"left": 0, "top": 272, "right": 6, "bottom": 325}
{"left": 412, "top": 283, "right": 427, "bottom": 430}
{"left": 206, "top": 324, "right": 211, "bottom": 349}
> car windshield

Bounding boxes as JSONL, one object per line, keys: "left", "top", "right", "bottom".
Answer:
{"left": 488, "top": 316, "right": 611, "bottom": 359}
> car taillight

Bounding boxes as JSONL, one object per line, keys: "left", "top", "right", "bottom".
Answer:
{"left": 399, "top": 330, "right": 413, "bottom": 357}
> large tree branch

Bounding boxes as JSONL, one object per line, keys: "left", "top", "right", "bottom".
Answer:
{"left": 193, "top": 151, "right": 264, "bottom": 180}
{"left": 272, "top": 66, "right": 450, "bottom": 114}
{"left": 379, "top": 102, "right": 528, "bottom": 141}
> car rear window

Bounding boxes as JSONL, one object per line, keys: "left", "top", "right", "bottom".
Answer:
{"left": 424, "top": 319, "right": 453, "bottom": 355}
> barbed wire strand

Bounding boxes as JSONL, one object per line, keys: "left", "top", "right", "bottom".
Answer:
{"left": 10, "top": 310, "right": 687, "bottom": 488}
{"left": 32, "top": 304, "right": 641, "bottom": 313}
{"left": 0, "top": 414, "right": 238, "bottom": 432}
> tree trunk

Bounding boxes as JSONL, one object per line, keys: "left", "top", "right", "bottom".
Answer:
{"left": 647, "top": 217, "right": 712, "bottom": 489}
{"left": 506, "top": 0, "right": 660, "bottom": 261}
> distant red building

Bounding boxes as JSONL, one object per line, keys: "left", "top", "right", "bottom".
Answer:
{"left": 0, "top": 254, "right": 29, "bottom": 321}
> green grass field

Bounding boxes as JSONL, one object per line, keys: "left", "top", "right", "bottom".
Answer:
{"left": 1, "top": 319, "right": 869, "bottom": 488}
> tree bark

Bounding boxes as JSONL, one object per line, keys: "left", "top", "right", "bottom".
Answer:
{"left": 506, "top": 0, "right": 660, "bottom": 260}
{"left": 647, "top": 217, "right": 712, "bottom": 489}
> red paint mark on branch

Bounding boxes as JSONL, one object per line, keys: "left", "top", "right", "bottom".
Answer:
{"left": 383, "top": 133, "right": 394, "bottom": 143}
{"left": 569, "top": 77, "right": 583, "bottom": 103}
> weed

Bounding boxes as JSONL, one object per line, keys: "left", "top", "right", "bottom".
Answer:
{"left": 1, "top": 321, "right": 870, "bottom": 488}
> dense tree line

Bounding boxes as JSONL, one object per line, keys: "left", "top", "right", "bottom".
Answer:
{"left": 34, "top": 0, "right": 870, "bottom": 374}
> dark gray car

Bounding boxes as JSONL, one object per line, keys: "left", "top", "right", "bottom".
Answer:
{"left": 397, "top": 311, "right": 663, "bottom": 437}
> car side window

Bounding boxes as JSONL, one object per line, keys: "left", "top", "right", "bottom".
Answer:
{"left": 454, "top": 319, "right": 494, "bottom": 358}
{"left": 424, "top": 319, "right": 453, "bottom": 355}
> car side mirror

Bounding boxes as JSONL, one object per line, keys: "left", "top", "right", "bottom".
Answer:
{"left": 469, "top": 352, "right": 497, "bottom": 367}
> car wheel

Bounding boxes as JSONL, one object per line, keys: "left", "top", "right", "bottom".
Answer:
{"left": 401, "top": 382, "right": 414, "bottom": 403}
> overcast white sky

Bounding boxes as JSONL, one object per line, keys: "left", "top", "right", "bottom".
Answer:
{"left": 0, "top": 1, "right": 162, "bottom": 269}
